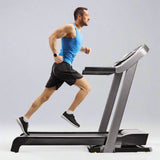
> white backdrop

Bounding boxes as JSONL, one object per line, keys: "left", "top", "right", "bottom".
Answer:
{"left": 0, "top": 0, "right": 160, "bottom": 147}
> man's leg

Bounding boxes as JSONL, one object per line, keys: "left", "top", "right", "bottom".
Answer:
{"left": 61, "top": 77, "right": 91, "bottom": 127}
{"left": 24, "top": 86, "right": 57, "bottom": 119}
{"left": 17, "top": 86, "right": 57, "bottom": 135}
{"left": 68, "top": 77, "right": 91, "bottom": 111}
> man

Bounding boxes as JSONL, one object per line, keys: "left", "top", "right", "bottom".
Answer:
{"left": 17, "top": 7, "right": 91, "bottom": 135}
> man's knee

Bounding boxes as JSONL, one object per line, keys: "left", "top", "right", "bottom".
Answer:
{"left": 81, "top": 84, "right": 91, "bottom": 94}
{"left": 75, "top": 78, "right": 91, "bottom": 93}
{"left": 40, "top": 86, "right": 56, "bottom": 102}
{"left": 86, "top": 84, "right": 91, "bottom": 93}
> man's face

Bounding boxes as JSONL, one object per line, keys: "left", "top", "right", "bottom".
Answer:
{"left": 81, "top": 10, "right": 90, "bottom": 26}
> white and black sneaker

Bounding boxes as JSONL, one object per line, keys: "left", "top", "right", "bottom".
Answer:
{"left": 61, "top": 112, "right": 80, "bottom": 128}
{"left": 16, "top": 117, "right": 29, "bottom": 135}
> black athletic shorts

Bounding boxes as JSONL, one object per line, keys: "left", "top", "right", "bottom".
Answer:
{"left": 45, "top": 62, "right": 83, "bottom": 90}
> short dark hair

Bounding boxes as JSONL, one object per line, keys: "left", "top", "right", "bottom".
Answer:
{"left": 74, "top": 7, "right": 88, "bottom": 20}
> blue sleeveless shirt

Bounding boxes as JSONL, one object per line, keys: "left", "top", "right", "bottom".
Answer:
{"left": 59, "top": 23, "right": 83, "bottom": 65}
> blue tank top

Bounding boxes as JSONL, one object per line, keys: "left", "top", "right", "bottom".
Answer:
{"left": 59, "top": 23, "right": 83, "bottom": 65}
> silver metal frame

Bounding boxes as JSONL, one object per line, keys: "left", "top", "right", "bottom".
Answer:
{"left": 99, "top": 73, "right": 123, "bottom": 132}
{"left": 97, "top": 44, "right": 149, "bottom": 152}
{"left": 102, "top": 63, "right": 137, "bottom": 152}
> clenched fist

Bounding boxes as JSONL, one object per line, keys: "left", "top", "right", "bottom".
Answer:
{"left": 54, "top": 55, "right": 63, "bottom": 64}
{"left": 84, "top": 47, "right": 91, "bottom": 54}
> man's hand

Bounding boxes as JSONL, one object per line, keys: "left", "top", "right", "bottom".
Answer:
{"left": 80, "top": 46, "right": 91, "bottom": 54}
{"left": 54, "top": 55, "right": 63, "bottom": 64}
{"left": 84, "top": 47, "right": 91, "bottom": 54}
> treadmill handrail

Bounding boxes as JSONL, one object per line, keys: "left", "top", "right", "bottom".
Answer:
{"left": 82, "top": 67, "right": 115, "bottom": 75}
{"left": 82, "top": 45, "right": 149, "bottom": 75}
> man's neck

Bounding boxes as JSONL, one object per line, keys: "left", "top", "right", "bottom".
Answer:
{"left": 74, "top": 21, "right": 82, "bottom": 31}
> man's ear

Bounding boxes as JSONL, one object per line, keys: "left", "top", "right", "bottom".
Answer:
{"left": 77, "top": 14, "right": 82, "bottom": 20}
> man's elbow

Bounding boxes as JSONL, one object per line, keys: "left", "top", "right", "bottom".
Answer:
{"left": 48, "top": 36, "right": 56, "bottom": 43}
{"left": 48, "top": 36, "right": 52, "bottom": 43}
{"left": 48, "top": 36, "right": 53, "bottom": 41}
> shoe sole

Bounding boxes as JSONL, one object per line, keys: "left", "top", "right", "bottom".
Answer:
{"left": 61, "top": 115, "right": 80, "bottom": 128}
{"left": 16, "top": 118, "right": 29, "bottom": 136}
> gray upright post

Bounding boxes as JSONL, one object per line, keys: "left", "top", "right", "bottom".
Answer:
{"left": 103, "top": 63, "right": 137, "bottom": 152}
{"left": 99, "top": 73, "right": 123, "bottom": 132}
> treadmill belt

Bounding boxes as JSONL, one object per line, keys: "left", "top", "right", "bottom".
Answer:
{"left": 26, "top": 132, "right": 107, "bottom": 137}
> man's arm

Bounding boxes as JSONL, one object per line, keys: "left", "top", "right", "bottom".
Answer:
{"left": 49, "top": 24, "right": 74, "bottom": 63}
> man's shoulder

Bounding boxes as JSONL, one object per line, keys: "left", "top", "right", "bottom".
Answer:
{"left": 63, "top": 24, "right": 75, "bottom": 31}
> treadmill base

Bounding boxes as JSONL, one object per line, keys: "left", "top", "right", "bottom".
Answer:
{"left": 88, "top": 145, "right": 152, "bottom": 153}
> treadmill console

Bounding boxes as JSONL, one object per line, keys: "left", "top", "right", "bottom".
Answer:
{"left": 114, "top": 45, "right": 142, "bottom": 66}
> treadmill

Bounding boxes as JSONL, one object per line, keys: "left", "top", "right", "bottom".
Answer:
{"left": 11, "top": 44, "right": 151, "bottom": 153}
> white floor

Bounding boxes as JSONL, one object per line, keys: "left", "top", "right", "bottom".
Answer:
{"left": 0, "top": 126, "right": 160, "bottom": 160}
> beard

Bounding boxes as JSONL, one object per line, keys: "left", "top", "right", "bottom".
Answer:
{"left": 81, "top": 18, "right": 88, "bottom": 26}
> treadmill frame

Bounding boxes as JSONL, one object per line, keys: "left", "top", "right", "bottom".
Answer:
{"left": 11, "top": 45, "right": 151, "bottom": 153}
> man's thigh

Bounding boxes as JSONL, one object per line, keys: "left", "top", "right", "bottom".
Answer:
{"left": 74, "top": 77, "right": 91, "bottom": 90}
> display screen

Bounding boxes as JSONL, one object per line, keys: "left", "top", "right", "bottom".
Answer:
{"left": 114, "top": 45, "right": 141, "bottom": 66}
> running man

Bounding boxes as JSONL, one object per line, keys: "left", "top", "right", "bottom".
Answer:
{"left": 17, "top": 7, "right": 91, "bottom": 135}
